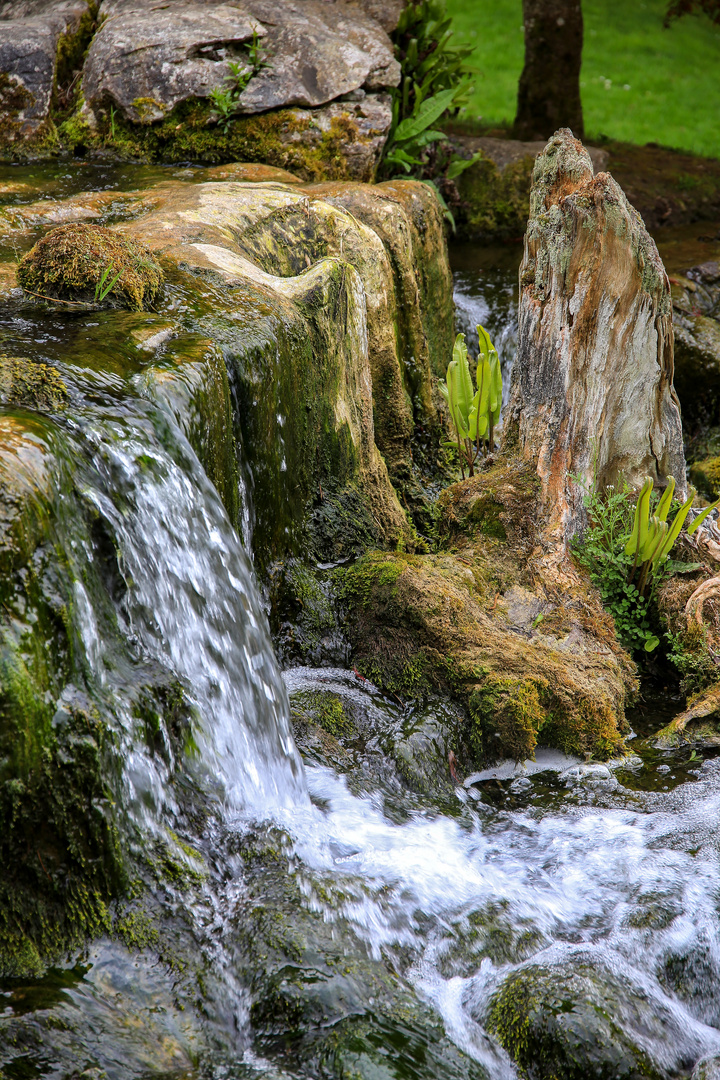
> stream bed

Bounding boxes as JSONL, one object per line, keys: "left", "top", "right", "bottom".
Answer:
{"left": 1, "top": 167, "right": 720, "bottom": 1080}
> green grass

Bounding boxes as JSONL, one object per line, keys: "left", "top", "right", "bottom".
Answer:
{"left": 446, "top": 0, "right": 720, "bottom": 158}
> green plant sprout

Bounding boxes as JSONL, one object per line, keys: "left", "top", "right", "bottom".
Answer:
{"left": 94, "top": 264, "right": 122, "bottom": 303}
{"left": 625, "top": 476, "right": 720, "bottom": 597}
{"left": 210, "top": 28, "right": 268, "bottom": 132}
{"left": 439, "top": 324, "right": 502, "bottom": 478}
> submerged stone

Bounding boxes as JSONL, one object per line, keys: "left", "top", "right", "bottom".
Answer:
{"left": 484, "top": 960, "right": 679, "bottom": 1080}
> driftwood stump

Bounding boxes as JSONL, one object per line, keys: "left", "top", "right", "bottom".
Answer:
{"left": 505, "top": 128, "right": 686, "bottom": 551}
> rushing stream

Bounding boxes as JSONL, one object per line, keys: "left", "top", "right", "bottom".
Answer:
{"left": 3, "top": 169, "right": 720, "bottom": 1080}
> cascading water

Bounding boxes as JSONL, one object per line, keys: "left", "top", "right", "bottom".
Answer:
{"left": 4, "top": 173, "right": 720, "bottom": 1080}
{"left": 82, "top": 407, "right": 307, "bottom": 815}
{"left": 272, "top": 669, "right": 720, "bottom": 1079}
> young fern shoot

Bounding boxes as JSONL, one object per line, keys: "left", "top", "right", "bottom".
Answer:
{"left": 439, "top": 324, "right": 502, "bottom": 478}
{"left": 625, "top": 475, "right": 720, "bottom": 598}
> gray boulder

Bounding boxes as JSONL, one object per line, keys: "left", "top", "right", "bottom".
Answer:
{"left": 0, "top": 0, "right": 89, "bottom": 137}
{"left": 83, "top": 0, "right": 399, "bottom": 125}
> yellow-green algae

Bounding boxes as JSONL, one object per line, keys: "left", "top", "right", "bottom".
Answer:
{"left": 17, "top": 222, "right": 163, "bottom": 310}
{"left": 0, "top": 354, "right": 68, "bottom": 412}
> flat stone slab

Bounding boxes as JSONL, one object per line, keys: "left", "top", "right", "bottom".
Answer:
{"left": 0, "top": 0, "right": 88, "bottom": 134}
{"left": 85, "top": 0, "right": 399, "bottom": 124}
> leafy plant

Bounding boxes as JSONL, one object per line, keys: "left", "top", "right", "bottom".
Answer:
{"left": 383, "top": 0, "right": 478, "bottom": 220}
{"left": 573, "top": 477, "right": 709, "bottom": 657}
{"left": 439, "top": 325, "right": 502, "bottom": 478}
{"left": 209, "top": 28, "right": 268, "bottom": 132}
{"left": 625, "top": 476, "right": 720, "bottom": 596}
{"left": 94, "top": 263, "right": 122, "bottom": 303}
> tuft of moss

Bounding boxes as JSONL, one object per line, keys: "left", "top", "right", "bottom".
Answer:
{"left": 469, "top": 675, "right": 550, "bottom": 762}
{"left": 292, "top": 690, "right": 354, "bottom": 739}
{"left": 17, "top": 223, "right": 163, "bottom": 311}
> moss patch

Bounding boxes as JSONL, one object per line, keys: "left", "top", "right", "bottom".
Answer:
{"left": 61, "top": 97, "right": 380, "bottom": 180}
{"left": 0, "top": 354, "right": 68, "bottom": 412}
{"left": 689, "top": 455, "right": 720, "bottom": 500}
{"left": 292, "top": 690, "right": 354, "bottom": 739}
{"left": 18, "top": 223, "right": 163, "bottom": 310}
{"left": 456, "top": 153, "right": 534, "bottom": 241}
{"left": 469, "top": 675, "right": 550, "bottom": 762}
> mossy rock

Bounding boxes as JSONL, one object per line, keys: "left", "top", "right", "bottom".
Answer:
{"left": 17, "top": 223, "right": 163, "bottom": 311}
{"left": 485, "top": 962, "right": 670, "bottom": 1080}
{"left": 336, "top": 544, "right": 631, "bottom": 765}
{"left": 689, "top": 455, "right": 720, "bottom": 499}
{"left": 455, "top": 153, "right": 534, "bottom": 241}
{"left": 335, "top": 462, "right": 635, "bottom": 765}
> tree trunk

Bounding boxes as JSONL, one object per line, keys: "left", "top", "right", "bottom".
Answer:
{"left": 513, "top": 0, "right": 584, "bottom": 141}
{"left": 504, "top": 129, "right": 686, "bottom": 553}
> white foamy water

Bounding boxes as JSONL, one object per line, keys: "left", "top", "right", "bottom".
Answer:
{"left": 272, "top": 668, "right": 720, "bottom": 1078}
{"left": 81, "top": 411, "right": 307, "bottom": 815}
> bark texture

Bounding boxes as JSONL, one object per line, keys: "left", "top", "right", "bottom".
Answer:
{"left": 505, "top": 129, "right": 687, "bottom": 550}
{"left": 513, "top": 0, "right": 584, "bottom": 141}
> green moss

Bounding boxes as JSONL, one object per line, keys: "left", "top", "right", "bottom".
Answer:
{"left": 469, "top": 674, "right": 550, "bottom": 762}
{"left": 336, "top": 552, "right": 408, "bottom": 609}
{"left": 292, "top": 691, "right": 354, "bottom": 739}
{"left": 60, "top": 97, "right": 380, "bottom": 180}
{"left": 0, "top": 354, "right": 68, "bottom": 412}
{"left": 52, "top": 3, "right": 99, "bottom": 122}
{"left": 456, "top": 154, "right": 534, "bottom": 240}
{"left": 689, "top": 456, "right": 720, "bottom": 499}
{"left": 486, "top": 970, "right": 540, "bottom": 1069}
{"left": 114, "top": 907, "right": 159, "bottom": 952}
{"left": 465, "top": 494, "right": 507, "bottom": 539}
{"left": 17, "top": 223, "right": 163, "bottom": 311}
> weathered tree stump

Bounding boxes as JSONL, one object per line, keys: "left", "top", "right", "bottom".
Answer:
{"left": 505, "top": 128, "right": 686, "bottom": 551}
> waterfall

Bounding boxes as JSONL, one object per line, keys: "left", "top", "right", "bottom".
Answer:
{"left": 80, "top": 404, "right": 307, "bottom": 816}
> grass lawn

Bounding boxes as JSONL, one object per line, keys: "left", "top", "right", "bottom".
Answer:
{"left": 445, "top": 0, "right": 720, "bottom": 159}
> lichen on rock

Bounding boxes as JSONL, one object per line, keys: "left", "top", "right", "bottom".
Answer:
{"left": 17, "top": 222, "right": 164, "bottom": 310}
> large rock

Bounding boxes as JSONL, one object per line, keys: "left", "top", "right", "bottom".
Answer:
{"left": 4, "top": 172, "right": 452, "bottom": 565}
{"left": 83, "top": 0, "right": 399, "bottom": 125}
{"left": 338, "top": 460, "right": 636, "bottom": 765}
{"left": 483, "top": 959, "right": 695, "bottom": 1080}
{"left": 0, "top": 0, "right": 89, "bottom": 141}
{"left": 504, "top": 128, "right": 687, "bottom": 550}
